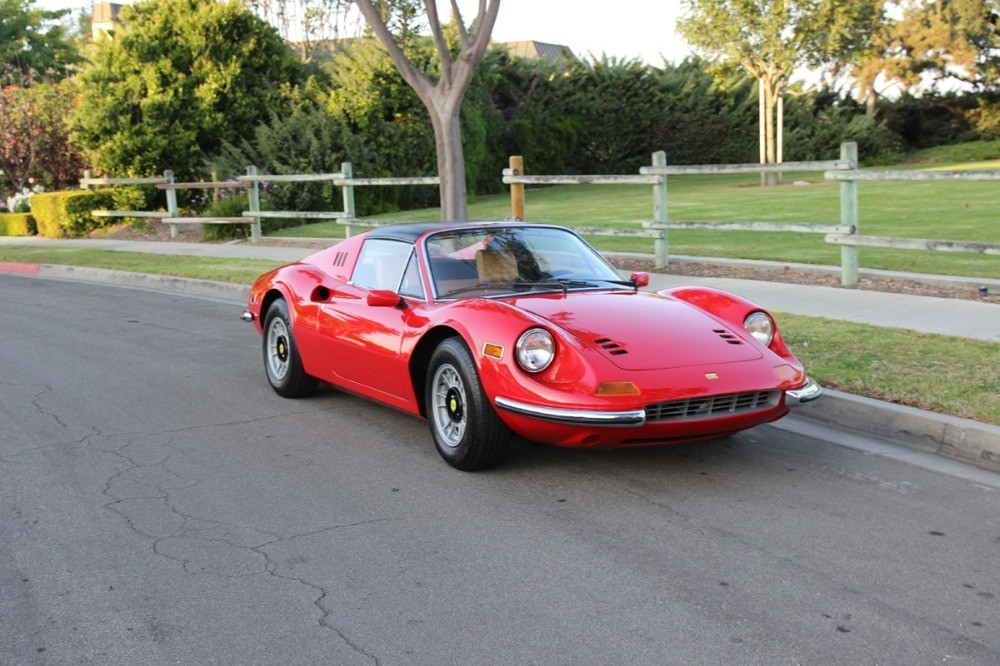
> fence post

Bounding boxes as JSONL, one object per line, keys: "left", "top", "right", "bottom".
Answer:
{"left": 247, "top": 165, "right": 261, "bottom": 242}
{"left": 509, "top": 155, "right": 525, "bottom": 221}
{"left": 341, "top": 161, "right": 356, "bottom": 237}
{"left": 82, "top": 169, "right": 92, "bottom": 190}
{"left": 164, "top": 170, "right": 178, "bottom": 239}
{"left": 652, "top": 151, "right": 669, "bottom": 268}
{"left": 839, "top": 142, "right": 859, "bottom": 286}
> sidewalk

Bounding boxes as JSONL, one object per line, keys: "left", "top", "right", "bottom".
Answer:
{"left": 4, "top": 236, "right": 998, "bottom": 342}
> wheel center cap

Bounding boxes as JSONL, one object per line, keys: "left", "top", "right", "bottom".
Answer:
{"left": 446, "top": 388, "right": 463, "bottom": 421}
{"left": 277, "top": 337, "right": 288, "bottom": 362}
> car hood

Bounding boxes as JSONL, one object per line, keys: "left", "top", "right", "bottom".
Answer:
{"left": 506, "top": 291, "right": 763, "bottom": 371}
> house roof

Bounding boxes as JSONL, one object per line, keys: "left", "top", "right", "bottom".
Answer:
{"left": 501, "top": 41, "right": 577, "bottom": 64}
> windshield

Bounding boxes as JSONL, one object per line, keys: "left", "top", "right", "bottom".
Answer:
{"left": 424, "top": 227, "right": 626, "bottom": 300}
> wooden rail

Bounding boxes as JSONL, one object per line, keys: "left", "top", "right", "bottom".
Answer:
{"left": 645, "top": 220, "right": 855, "bottom": 234}
{"left": 641, "top": 160, "right": 853, "bottom": 176}
{"left": 91, "top": 210, "right": 170, "bottom": 219}
{"left": 826, "top": 234, "right": 1000, "bottom": 255}
{"left": 825, "top": 170, "right": 1000, "bottom": 182}
{"left": 156, "top": 181, "right": 249, "bottom": 190}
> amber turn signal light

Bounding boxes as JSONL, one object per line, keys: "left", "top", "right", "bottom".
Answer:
{"left": 773, "top": 364, "right": 805, "bottom": 384}
{"left": 595, "top": 381, "right": 641, "bottom": 396}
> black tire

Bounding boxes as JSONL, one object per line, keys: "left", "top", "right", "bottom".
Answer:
{"left": 425, "top": 338, "right": 512, "bottom": 471}
{"left": 262, "top": 299, "right": 318, "bottom": 398}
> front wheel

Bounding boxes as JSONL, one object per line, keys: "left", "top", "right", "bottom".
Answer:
{"left": 426, "top": 338, "right": 512, "bottom": 471}
{"left": 262, "top": 298, "right": 318, "bottom": 398}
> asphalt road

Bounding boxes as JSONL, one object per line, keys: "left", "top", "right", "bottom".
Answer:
{"left": 2, "top": 275, "right": 998, "bottom": 665}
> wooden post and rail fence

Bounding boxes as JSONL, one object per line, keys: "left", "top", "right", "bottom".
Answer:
{"left": 81, "top": 165, "right": 440, "bottom": 243}
{"left": 81, "top": 141, "right": 997, "bottom": 286}
{"left": 505, "top": 141, "right": 998, "bottom": 286}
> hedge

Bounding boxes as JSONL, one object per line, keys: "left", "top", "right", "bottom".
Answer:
{"left": 0, "top": 213, "right": 35, "bottom": 236}
{"left": 29, "top": 189, "right": 133, "bottom": 237}
{"left": 31, "top": 191, "right": 75, "bottom": 237}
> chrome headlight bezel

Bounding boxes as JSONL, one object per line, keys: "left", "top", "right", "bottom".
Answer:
{"left": 515, "top": 327, "right": 555, "bottom": 373}
{"left": 743, "top": 311, "right": 774, "bottom": 347}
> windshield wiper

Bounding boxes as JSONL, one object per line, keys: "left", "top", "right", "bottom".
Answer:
{"left": 551, "top": 277, "right": 637, "bottom": 289}
{"left": 439, "top": 281, "right": 569, "bottom": 299}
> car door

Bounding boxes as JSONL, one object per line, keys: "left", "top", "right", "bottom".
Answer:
{"left": 316, "top": 239, "right": 424, "bottom": 401}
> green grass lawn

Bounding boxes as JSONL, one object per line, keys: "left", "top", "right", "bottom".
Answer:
{"left": 275, "top": 160, "right": 999, "bottom": 279}
{"left": 1, "top": 244, "right": 997, "bottom": 425}
{"left": 0, "top": 247, "right": 279, "bottom": 283}
{"left": 778, "top": 313, "right": 1000, "bottom": 425}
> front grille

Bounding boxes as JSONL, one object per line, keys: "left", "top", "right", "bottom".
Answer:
{"left": 645, "top": 390, "right": 780, "bottom": 423}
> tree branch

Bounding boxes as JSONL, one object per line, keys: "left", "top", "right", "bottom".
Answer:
{"left": 424, "top": 0, "right": 453, "bottom": 85}
{"left": 353, "top": 0, "right": 434, "bottom": 101}
{"left": 450, "top": 0, "right": 470, "bottom": 48}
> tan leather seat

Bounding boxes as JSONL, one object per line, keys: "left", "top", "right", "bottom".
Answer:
{"left": 476, "top": 249, "right": 519, "bottom": 283}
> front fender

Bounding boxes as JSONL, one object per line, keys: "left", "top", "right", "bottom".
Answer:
{"left": 421, "top": 299, "right": 608, "bottom": 411}
{"left": 661, "top": 286, "right": 800, "bottom": 367}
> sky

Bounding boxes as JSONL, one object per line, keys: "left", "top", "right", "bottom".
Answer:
{"left": 35, "top": 0, "right": 695, "bottom": 66}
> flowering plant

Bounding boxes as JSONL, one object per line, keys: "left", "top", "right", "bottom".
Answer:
{"left": 5, "top": 184, "right": 44, "bottom": 213}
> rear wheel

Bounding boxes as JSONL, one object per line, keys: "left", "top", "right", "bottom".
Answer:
{"left": 263, "top": 299, "right": 318, "bottom": 398}
{"left": 426, "top": 338, "right": 511, "bottom": 471}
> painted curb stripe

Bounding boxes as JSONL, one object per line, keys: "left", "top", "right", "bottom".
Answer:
{"left": 0, "top": 261, "right": 40, "bottom": 274}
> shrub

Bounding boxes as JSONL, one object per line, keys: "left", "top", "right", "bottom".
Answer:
{"left": 62, "top": 190, "right": 117, "bottom": 235}
{"left": 29, "top": 189, "right": 136, "bottom": 237}
{"left": 199, "top": 193, "right": 251, "bottom": 241}
{"left": 29, "top": 191, "right": 76, "bottom": 237}
{"left": 0, "top": 213, "right": 34, "bottom": 236}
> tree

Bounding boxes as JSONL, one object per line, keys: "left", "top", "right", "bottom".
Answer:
{"left": 678, "top": 0, "right": 882, "bottom": 168}
{"left": 354, "top": 0, "right": 500, "bottom": 221}
{"left": 884, "top": 0, "right": 999, "bottom": 91}
{"left": 0, "top": 69, "right": 84, "bottom": 196}
{"left": 70, "top": 0, "right": 302, "bottom": 178}
{"left": 0, "top": 0, "right": 80, "bottom": 76}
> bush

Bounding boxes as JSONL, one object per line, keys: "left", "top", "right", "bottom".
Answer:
{"left": 0, "top": 213, "right": 34, "bottom": 236}
{"left": 28, "top": 188, "right": 153, "bottom": 237}
{"left": 29, "top": 191, "right": 76, "bottom": 237}
{"left": 62, "top": 190, "right": 117, "bottom": 235}
{"left": 199, "top": 193, "right": 252, "bottom": 241}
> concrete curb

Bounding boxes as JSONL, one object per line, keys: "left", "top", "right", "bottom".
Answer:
{"left": 5, "top": 262, "right": 998, "bottom": 474}
{"left": 34, "top": 264, "right": 251, "bottom": 302}
{"left": 794, "top": 389, "right": 1000, "bottom": 473}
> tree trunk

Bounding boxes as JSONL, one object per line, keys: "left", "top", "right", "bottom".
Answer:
{"left": 764, "top": 82, "right": 778, "bottom": 186}
{"left": 429, "top": 104, "right": 468, "bottom": 221}
{"left": 758, "top": 78, "right": 766, "bottom": 187}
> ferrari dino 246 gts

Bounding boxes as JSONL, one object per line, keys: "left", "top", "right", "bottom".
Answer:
{"left": 243, "top": 222, "right": 821, "bottom": 470}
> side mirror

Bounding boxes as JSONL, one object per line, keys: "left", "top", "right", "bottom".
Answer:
{"left": 630, "top": 272, "right": 650, "bottom": 288}
{"left": 366, "top": 290, "right": 404, "bottom": 308}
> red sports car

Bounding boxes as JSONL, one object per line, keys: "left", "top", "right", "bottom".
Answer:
{"left": 243, "top": 222, "right": 821, "bottom": 470}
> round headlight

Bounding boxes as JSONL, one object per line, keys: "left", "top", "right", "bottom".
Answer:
{"left": 516, "top": 328, "right": 555, "bottom": 373}
{"left": 744, "top": 312, "right": 774, "bottom": 347}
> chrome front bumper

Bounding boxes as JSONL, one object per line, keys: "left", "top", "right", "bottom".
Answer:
{"left": 494, "top": 397, "right": 646, "bottom": 427}
{"left": 784, "top": 377, "right": 822, "bottom": 407}
{"left": 240, "top": 310, "right": 254, "bottom": 323}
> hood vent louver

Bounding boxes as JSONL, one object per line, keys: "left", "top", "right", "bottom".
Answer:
{"left": 713, "top": 328, "right": 743, "bottom": 345}
{"left": 594, "top": 337, "right": 629, "bottom": 356}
